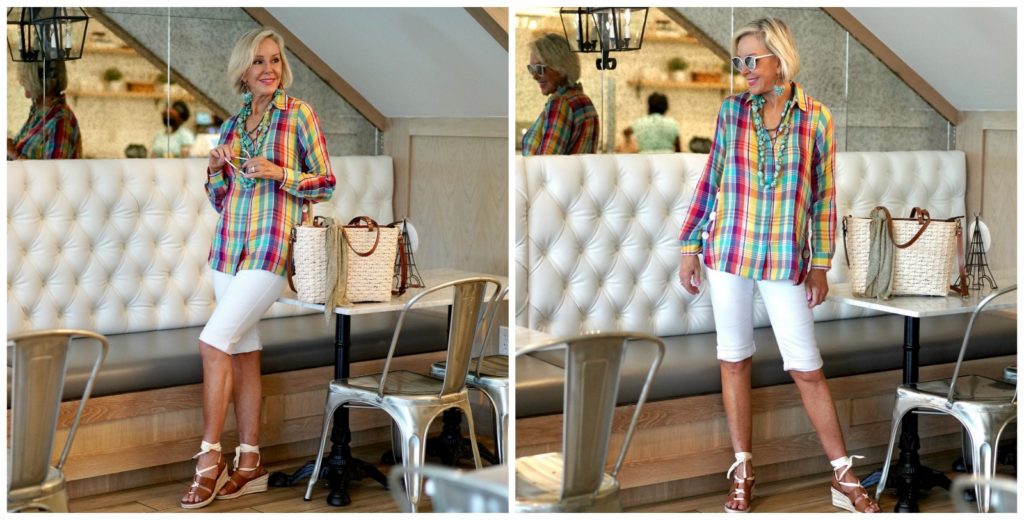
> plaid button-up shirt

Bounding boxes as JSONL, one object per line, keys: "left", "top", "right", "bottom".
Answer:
{"left": 206, "top": 90, "right": 335, "bottom": 276}
{"left": 521, "top": 83, "right": 599, "bottom": 156}
{"left": 12, "top": 97, "right": 82, "bottom": 159}
{"left": 678, "top": 82, "right": 836, "bottom": 283}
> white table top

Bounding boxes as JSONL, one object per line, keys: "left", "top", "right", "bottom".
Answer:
{"left": 828, "top": 270, "right": 1016, "bottom": 318}
{"left": 514, "top": 326, "right": 557, "bottom": 354}
{"left": 278, "top": 268, "right": 508, "bottom": 316}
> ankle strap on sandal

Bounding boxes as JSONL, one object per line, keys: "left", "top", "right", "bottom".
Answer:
{"left": 830, "top": 454, "right": 865, "bottom": 486}
{"left": 727, "top": 451, "right": 753, "bottom": 480}
{"left": 233, "top": 443, "right": 261, "bottom": 471}
{"left": 192, "top": 440, "right": 222, "bottom": 460}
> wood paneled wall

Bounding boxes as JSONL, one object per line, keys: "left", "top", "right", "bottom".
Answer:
{"left": 958, "top": 111, "right": 1016, "bottom": 271}
{"left": 385, "top": 118, "right": 508, "bottom": 276}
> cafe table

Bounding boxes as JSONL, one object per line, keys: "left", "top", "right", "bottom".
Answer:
{"left": 826, "top": 270, "right": 1016, "bottom": 512}
{"left": 269, "top": 268, "right": 508, "bottom": 507}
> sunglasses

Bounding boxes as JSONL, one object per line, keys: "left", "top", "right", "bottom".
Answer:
{"left": 526, "top": 63, "right": 548, "bottom": 76}
{"left": 730, "top": 53, "right": 775, "bottom": 71}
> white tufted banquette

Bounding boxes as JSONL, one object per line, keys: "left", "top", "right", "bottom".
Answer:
{"left": 7, "top": 156, "right": 393, "bottom": 336}
{"left": 515, "top": 151, "right": 968, "bottom": 337}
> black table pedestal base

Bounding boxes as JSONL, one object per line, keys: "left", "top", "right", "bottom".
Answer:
{"left": 271, "top": 445, "right": 388, "bottom": 506}
{"left": 381, "top": 409, "right": 499, "bottom": 466}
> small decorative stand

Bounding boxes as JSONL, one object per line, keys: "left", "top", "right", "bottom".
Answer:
{"left": 956, "top": 213, "right": 997, "bottom": 291}
{"left": 392, "top": 219, "right": 424, "bottom": 295}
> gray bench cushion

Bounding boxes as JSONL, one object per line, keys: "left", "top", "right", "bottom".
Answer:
{"left": 60, "top": 310, "right": 448, "bottom": 400}
{"left": 515, "top": 313, "right": 1017, "bottom": 418}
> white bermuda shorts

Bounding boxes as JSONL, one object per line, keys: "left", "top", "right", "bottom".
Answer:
{"left": 198, "top": 268, "right": 286, "bottom": 355}
{"left": 705, "top": 268, "right": 823, "bottom": 372}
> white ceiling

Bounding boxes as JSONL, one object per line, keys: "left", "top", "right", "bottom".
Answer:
{"left": 268, "top": 7, "right": 507, "bottom": 119}
{"left": 847, "top": 7, "right": 1016, "bottom": 112}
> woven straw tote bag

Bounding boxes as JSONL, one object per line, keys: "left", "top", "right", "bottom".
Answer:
{"left": 338, "top": 216, "right": 400, "bottom": 303}
{"left": 843, "top": 206, "right": 967, "bottom": 297}
{"left": 287, "top": 202, "right": 331, "bottom": 304}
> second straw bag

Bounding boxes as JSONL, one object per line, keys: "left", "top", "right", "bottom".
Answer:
{"left": 333, "top": 216, "right": 400, "bottom": 304}
{"left": 843, "top": 206, "right": 967, "bottom": 298}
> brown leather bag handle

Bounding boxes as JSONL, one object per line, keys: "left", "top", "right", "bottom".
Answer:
{"left": 875, "top": 206, "right": 932, "bottom": 249}
{"left": 340, "top": 216, "right": 381, "bottom": 257}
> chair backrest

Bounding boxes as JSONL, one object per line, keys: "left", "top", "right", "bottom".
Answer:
{"left": 951, "top": 474, "right": 1017, "bottom": 513}
{"left": 388, "top": 464, "right": 509, "bottom": 513}
{"left": 516, "top": 331, "right": 665, "bottom": 502}
{"left": 6, "top": 329, "right": 108, "bottom": 490}
{"left": 948, "top": 284, "right": 1017, "bottom": 403}
{"left": 377, "top": 277, "right": 502, "bottom": 398}
{"left": 473, "top": 286, "right": 510, "bottom": 377}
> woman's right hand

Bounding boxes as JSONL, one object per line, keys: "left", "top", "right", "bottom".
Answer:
{"left": 208, "top": 144, "right": 232, "bottom": 173}
{"left": 678, "top": 254, "right": 702, "bottom": 295}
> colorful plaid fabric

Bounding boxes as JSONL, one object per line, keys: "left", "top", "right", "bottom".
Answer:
{"left": 206, "top": 90, "right": 335, "bottom": 276}
{"left": 12, "top": 97, "right": 82, "bottom": 159}
{"left": 521, "top": 83, "right": 599, "bottom": 156}
{"left": 678, "top": 82, "right": 836, "bottom": 283}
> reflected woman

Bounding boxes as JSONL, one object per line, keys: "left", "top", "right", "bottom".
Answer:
{"left": 677, "top": 18, "right": 880, "bottom": 513}
{"left": 522, "top": 33, "right": 599, "bottom": 156}
{"left": 180, "top": 27, "right": 335, "bottom": 509}
{"left": 8, "top": 61, "right": 82, "bottom": 159}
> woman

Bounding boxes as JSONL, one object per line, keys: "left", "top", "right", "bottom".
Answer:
{"left": 8, "top": 60, "right": 82, "bottom": 159}
{"left": 150, "top": 100, "right": 196, "bottom": 158}
{"left": 677, "top": 18, "right": 880, "bottom": 514}
{"left": 180, "top": 27, "right": 335, "bottom": 509}
{"left": 521, "top": 33, "right": 599, "bottom": 156}
{"left": 633, "top": 92, "right": 681, "bottom": 153}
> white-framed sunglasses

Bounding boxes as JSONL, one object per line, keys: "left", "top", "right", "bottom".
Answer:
{"left": 526, "top": 63, "right": 548, "bottom": 76}
{"left": 731, "top": 53, "right": 775, "bottom": 71}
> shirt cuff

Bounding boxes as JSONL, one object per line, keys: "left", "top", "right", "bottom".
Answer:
{"left": 278, "top": 167, "right": 300, "bottom": 193}
{"left": 679, "top": 241, "right": 702, "bottom": 255}
{"left": 810, "top": 256, "right": 832, "bottom": 270}
{"left": 206, "top": 168, "right": 227, "bottom": 188}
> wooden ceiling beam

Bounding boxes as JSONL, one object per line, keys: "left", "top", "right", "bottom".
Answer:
{"left": 244, "top": 7, "right": 388, "bottom": 131}
{"left": 466, "top": 7, "right": 508, "bottom": 52}
{"left": 823, "top": 8, "right": 960, "bottom": 124}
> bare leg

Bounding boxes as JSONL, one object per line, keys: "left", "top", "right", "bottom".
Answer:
{"left": 224, "top": 350, "right": 263, "bottom": 482}
{"left": 182, "top": 341, "right": 232, "bottom": 505}
{"left": 789, "top": 368, "right": 880, "bottom": 513}
{"left": 721, "top": 358, "right": 754, "bottom": 512}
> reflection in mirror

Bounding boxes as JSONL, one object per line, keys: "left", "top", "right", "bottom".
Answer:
{"left": 515, "top": 8, "right": 737, "bottom": 155}
{"left": 6, "top": 15, "right": 214, "bottom": 159}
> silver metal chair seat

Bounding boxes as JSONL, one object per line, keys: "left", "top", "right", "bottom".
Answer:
{"left": 515, "top": 452, "right": 619, "bottom": 512}
{"left": 7, "top": 329, "right": 108, "bottom": 513}
{"left": 875, "top": 285, "right": 1017, "bottom": 513}
{"left": 513, "top": 332, "right": 665, "bottom": 513}
{"left": 305, "top": 277, "right": 503, "bottom": 512}
{"left": 430, "top": 287, "right": 510, "bottom": 463}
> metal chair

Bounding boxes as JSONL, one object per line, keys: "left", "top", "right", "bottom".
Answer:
{"left": 875, "top": 285, "right": 1017, "bottom": 513}
{"left": 514, "top": 332, "right": 665, "bottom": 512}
{"left": 7, "top": 329, "right": 109, "bottom": 512}
{"left": 304, "top": 277, "right": 502, "bottom": 511}
{"left": 950, "top": 474, "right": 1017, "bottom": 513}
{"left": 430, "top": 286, "right": 510, "bottom": 463}
{"left": 388, "top": 464, "right": 509, "bottom": 512}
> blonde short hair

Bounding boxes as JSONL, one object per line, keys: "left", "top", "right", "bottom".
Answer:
{"left": 529, "top": 32, "right": 581, "bottom": 85}
{"left": 227, "top": 27, "right": 293, "bottom": 95}
{"left": 732, "top": 18, "right": 800, "bottom": 83}
{"left": 20, "top": 61, "right": 67, "bottom": 98}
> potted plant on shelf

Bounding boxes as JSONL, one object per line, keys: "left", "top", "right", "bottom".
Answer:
{"left": 667, "top": 57, "right": 689, "bottom": 83}
{"left": 102, "top": 67, "right": 124, "bottom": 92}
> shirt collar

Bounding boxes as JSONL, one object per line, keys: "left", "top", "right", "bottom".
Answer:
{"left": 555, "top": 82, "right": 582, "bottom": 96}
{"left": 742, "top": 81, "right": 809, "bottom": 112}
{"left": 272, "top": 89, "right": 287, "bottom": 110}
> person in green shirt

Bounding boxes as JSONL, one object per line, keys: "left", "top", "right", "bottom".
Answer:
{"left": 632, "top": 92, "right": 680, "bottom": 153}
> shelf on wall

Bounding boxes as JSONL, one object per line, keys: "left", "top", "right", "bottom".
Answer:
{"left": 83, "top": 44, "right": 137, "bottom": 55}
{"left": 627, "top": 78, "right": 747, "bottom": 91}
{"left": 65, "top": 88, "right": 193, "bottom": 101}
{"left": 641, "top": 32, "right": 700, "bottom": 44}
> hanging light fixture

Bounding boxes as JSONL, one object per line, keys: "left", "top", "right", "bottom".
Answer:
{"left": 560, "top": 7, "right": 648, "bottom": 70}
{"left": 7, "top": 7, "right": 90, "bottom": 62}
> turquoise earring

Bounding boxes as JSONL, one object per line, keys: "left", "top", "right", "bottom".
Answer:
{"left": 773, "top": 84, "right": 785, "bottom": 97}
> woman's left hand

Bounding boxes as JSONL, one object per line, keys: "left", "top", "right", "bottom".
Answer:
{"left": 241, "top": 156, "right": 285, "bottom": 182}
{"left": 805, "top": 269, "right": 829, "bottom": 308}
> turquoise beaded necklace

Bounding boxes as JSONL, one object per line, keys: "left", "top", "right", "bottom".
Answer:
{"left": 749, "top": 86, "right": 794, "bottom": 190}
{"left": 235, "top": 89, "right": 281, "bottom": 189}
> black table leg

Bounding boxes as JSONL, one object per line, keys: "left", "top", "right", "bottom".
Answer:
{"left": 879, "top": 316, "right": 950, "bottom": 512}
{"left": 269, "top": 314, "right": 387, "bottom": 506}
